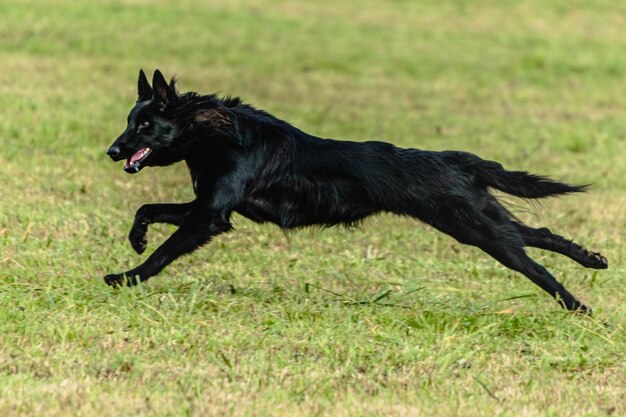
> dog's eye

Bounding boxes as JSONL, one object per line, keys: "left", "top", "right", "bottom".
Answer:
{"left": 137, "top": 121, "right": 150, "bottom": 133}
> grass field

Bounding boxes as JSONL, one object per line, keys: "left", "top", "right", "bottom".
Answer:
{"left": 1, "top": 0, "right": 625, "bottom": 416}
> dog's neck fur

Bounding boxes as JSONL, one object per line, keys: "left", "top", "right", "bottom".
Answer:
{"left": 169, "top": 92, "right": 299, "bottom": 150}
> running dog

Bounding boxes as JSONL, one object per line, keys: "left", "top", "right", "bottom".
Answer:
{"left": 105, "top": 69, "right": 607, "bottom": 312}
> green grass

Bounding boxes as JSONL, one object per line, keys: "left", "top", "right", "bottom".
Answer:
{"left": 1, "top": 0, "right": 625, "bottom": 416}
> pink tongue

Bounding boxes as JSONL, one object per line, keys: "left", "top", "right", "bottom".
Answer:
{"left": 125, "top": 148, "right": 150, "bottom": 168}
{"left": 131, "top": 148, "right": 149, "bottom": 163}
{"left": 124, "top": 148, "right": 150, "bottom": 168}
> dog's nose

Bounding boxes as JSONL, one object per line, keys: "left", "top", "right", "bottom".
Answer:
{"left": 107, "top": 145, "right": 121, "bottom": 158}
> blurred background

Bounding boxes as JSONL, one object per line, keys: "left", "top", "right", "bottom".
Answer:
{"left": 0, "top": 1, "right": 624, "bottom": 416}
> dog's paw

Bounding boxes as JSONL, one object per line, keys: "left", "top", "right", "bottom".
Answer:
{"left": 573, "top": 303, "right": 593, "bottom": 316}
{"left": 104, "top": 273, "right": 139, "bottom": 287}
{"left": 575, "top": 306, "right": 592, "bottom": 316}
{"left": 129, "top": 227, "right": 148, "bottom": 254}
{"left": 104, "top": 273, "right": 124, "bottom": 287}
{"left": 584, "top": 250, "right": 608, "bottom": 269}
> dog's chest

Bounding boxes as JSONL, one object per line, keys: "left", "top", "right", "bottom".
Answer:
{"left": 192, "top": 176, "right": 199, "bottom": 195}
{"left": 189, "top": 169, "right": 200, "bottom": 195}
{"left": 186, "top": 159, "right": 204, "bottom": 196}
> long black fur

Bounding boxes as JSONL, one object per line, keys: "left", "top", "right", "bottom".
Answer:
{"left": 105, "top": 69, "right": 607, "bottom": 312}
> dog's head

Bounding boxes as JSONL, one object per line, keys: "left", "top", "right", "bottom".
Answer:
{"left": 107, "top": 69, "right": 188, "bottom": 173}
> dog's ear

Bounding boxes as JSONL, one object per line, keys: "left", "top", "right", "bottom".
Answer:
{"left": 137, "top": 69, "right": 152, "bottom": 102}
{"left": 152, "top": 69, "right": 176, "bottom": 108}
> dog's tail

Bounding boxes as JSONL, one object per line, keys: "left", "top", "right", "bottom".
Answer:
{"left": 448, "top": 152, "right": 589, "bottom": 198}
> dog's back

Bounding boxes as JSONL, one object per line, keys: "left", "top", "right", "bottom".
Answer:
{"left": 238, "top": 134, "right": 557, "bottom": 229}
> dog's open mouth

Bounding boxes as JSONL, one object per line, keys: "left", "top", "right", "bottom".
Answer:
{"left": 124, "top": 147, "right": 152, "bottom": 173}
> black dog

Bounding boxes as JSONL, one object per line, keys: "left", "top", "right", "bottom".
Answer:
{"left": 105, "top": 69, "right": 607, "bottom": 312}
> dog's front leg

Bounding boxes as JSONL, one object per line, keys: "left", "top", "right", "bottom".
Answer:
{"left": 129, "top": 202, "right": 194, "bottom": 254}
{"left": 105, "top": 208, "right": 232, "bottom": 286}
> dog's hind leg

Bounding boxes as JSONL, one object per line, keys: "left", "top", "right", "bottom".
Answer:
{"left": 475, "top": 239, "right": 590, "bottom": 312}
{"left": 429, "top": 216, "right": 589, "bottom": 312}
{"left": 513, "top": 223, "right": 607, "bottom": 269}
{"left": 129, "top": 202, "right": 194, "bottom": 254}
